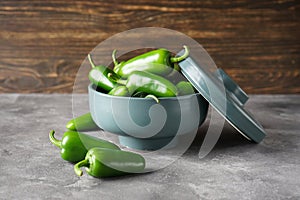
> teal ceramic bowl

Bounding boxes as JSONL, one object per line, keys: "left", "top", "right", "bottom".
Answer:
{"left": 88, "top": 84, "right": 208, "bottom": 150}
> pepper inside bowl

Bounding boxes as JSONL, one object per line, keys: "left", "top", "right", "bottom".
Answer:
{"left": 89, "top": 84, "right": 208, "bottom": 150}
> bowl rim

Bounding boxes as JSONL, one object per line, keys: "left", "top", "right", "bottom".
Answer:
{"left": 88, "top": 84, "right": 204, "bottom": 101}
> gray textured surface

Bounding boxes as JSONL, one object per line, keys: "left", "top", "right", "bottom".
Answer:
{"left": 0, "top": 94, "right": 299, "bottom": 200}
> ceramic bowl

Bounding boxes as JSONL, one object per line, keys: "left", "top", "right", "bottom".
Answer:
{"left": 88, "top": 84, "right": 208, "bottom": 150}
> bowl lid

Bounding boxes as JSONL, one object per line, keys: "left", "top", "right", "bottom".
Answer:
{"left": 177, "top": 50, "right": 266, "bottom": 143}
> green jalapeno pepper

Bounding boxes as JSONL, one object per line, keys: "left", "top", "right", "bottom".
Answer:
{"left": 112, "top": 46, "right": 189, "bottom": 78}
{"left": 166, "top": 63, "right": 188, "bottom": 84}
{"left": 74, "top": 147, "right": 145, "bottom": 178}
{"left": 176, "top": 81, "right": 195, "bottom": 96}
{"left": 49, "top": 130, "right": 120, "bottom": 163}
{"left": 108, "top": 86, "right": 159, "bottom": 102}
{"left": 88, "top": 54, "right": 120, "bottom": 91}
{"left": 130, "top": 91, "right": 159, "bottom": 103}
{"left": 108, "top": 86, "right": 130, "bottom": 96}
{"left": 113, "top": 71, "right": 177, "bottom": 97}
{"left": 66, "top": 113, "right": 99, "bottom": 131}
{"left": 132, "top": 91, "right": 148, "bottom": 97}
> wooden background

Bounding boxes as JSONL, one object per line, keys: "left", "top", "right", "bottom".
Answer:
{"left": 0, "top": 0, "right": 299, "bottom": 94}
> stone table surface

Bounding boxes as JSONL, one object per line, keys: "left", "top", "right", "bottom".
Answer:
{"left": 0, "top": 94, "right": 299, "bottom": 200}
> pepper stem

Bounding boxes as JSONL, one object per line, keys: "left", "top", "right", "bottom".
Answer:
{"left": 88, "top": 54, "right": 96, "bottom": 68}
{"left": 74, "top": 159, "right": 89, "bottom": 176}
{"left": 112, "top": 49, "right": 119, "bottom": 66}
{"left": 49, "top": 130, "right": 62, "bottom": 148}
{"left": 170, "top": 45, "right": 189, "bottom": 63}
{"left": 173, "top": 63, "right": 181, "bottom": 72}
{"left": 145, "top": 94, "right": 160, "bottom": 104}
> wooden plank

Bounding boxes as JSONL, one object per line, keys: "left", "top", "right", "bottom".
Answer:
{"left": 0, "top": 0, "right": 299, "bottom": 93}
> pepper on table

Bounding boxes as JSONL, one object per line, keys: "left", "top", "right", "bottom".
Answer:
{"left": 66, "top": 113, "right": 99, "bottom": 131}
{"left": 74, "top": 147, "right": 145, "bottom": 178}
{"left": 49, "top": 130, "right": 120, "bottom": 163}
{"left": 112, "top": 46, "right": 189, "bottom": 78}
